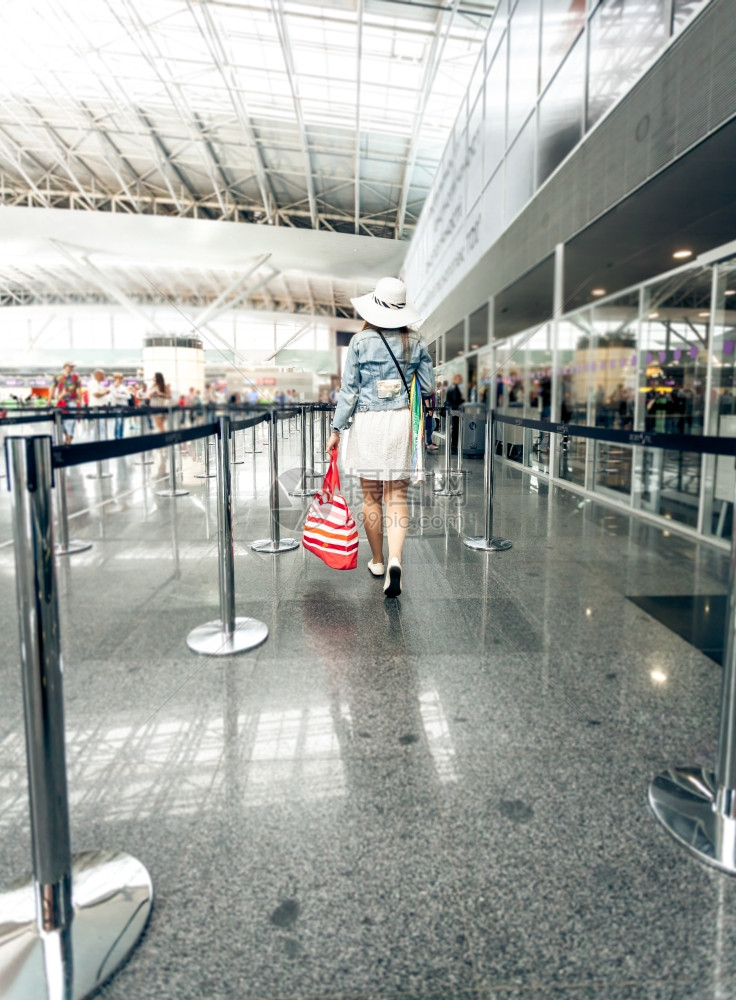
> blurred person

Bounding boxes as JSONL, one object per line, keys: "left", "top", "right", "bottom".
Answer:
{"left": 148, "top": 371, "right": 171, "bottom": 432}
{"left": 87, "top": 368, "right": 111, "bottom": 439}
{"left": 53, "top": 360, "right": 82, "bottom": 445}
{"left": 424, "top": 389, "right": 438, "bottom": 451}
{"left": 88, "top": 368, "right": 110, "bottom": 407}
{"left": 446, "top": 373, "right": 464, "bottom": 453}
{"left": 108, "top": 372, "right": 131, "bottom": 439}
{"left": 325, "top": 277, "right": 435, "bottom": 598}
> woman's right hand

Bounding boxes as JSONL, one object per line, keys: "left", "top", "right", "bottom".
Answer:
{"left": 326, "top": 431, "right": 341, "bottom": 453}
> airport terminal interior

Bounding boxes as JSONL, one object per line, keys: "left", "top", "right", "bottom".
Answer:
{"left": 2, "top": 0, "right": 736, "bottom": 997}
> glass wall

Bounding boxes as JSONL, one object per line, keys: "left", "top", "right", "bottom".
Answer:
{"left": 435, "top": 256, "right": 736, "bottom": 548}
{"left": 704, "top": 262, "right": 736, "bottom": 540}
{"left": 589, "top": 291, "right": 638, "bottom": 499}
{"left": 587, "top": 0, "right": 669, "bottom": 130}
{"left": 404, "top": 0, "right": 710, "bottom": 321}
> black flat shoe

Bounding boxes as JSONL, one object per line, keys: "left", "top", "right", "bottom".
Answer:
{"left": 383, "top": 558, "right": 402, "bottom": 598}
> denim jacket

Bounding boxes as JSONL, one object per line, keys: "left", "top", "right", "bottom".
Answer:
{"left": 332, "top": 327, "right": 437, "bottom": 432}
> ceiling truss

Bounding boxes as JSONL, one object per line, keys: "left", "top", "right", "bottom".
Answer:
{"left": 0, "top": 0, "right": 495, "bottom": 242}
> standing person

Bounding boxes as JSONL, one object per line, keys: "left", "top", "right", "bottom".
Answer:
{"left": 148, "top": 372, "right": 171, "bottom": 432}
{"left": 87, "top": 368, "right": 111, "bottom": 439}
{"left": 108, "top": 373, "right": 130, "bottom": 439}
{"left": 137, "top": 381, "right": 154, "bottom": 430}
{"left": 325, "top": 277, "right": 435, "bottom": 598}
{"left": 424, "top": 390, "right": 438, "bottom": 451}
{"left": 53, "top": 360, "right": 82, "bottom": 445}
{"left": 87, "top": 368, "right": 111, "bottom": 407}
{"left": 446, "top": 373, "right": 465, "bottom": 453}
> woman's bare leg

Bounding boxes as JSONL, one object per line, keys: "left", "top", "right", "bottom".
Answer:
{"left": 383, "top": 478, "right": 409, "bottom": 563}
{"left": 360, "top": 477, "right": 384, "bottom": 563}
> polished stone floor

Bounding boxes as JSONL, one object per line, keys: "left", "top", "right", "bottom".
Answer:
{"left": 1, "top": 415, "right": 735, "bottom": 999}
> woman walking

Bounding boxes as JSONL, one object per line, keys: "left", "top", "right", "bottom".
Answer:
{"left": 326, "top": 277, "right": 435, "bottom": 597}
{"left": 148, "top": 372, "right": 171, "bottom": 432}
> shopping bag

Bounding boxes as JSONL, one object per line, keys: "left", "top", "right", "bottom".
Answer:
{"left": 410, "top": 374, "right": 425, "bottom": 483}
{"left": 302, "top": 449, "right": 359, "bottom": 570}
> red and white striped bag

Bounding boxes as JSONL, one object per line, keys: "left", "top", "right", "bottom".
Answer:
{"left": 302, "top": 449, "right": 358, "bottom": 570}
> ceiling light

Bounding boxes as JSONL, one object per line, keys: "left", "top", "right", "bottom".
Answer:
{"left": 650, "top": 670, "right": 667, "bottom": 684}
{"left": 698, "top": 311, "right": 710, "bottom": 318}
{"left": 470, "top": 343, "right": 479, "bottom": 349}
{"left": 673, "top": 249, "right": 693, "bottom": 259}
{"left": 591, "top": 288, "right": 606, "bottom": 297}
{"left": 648, "top": 311, "right": 659, "bottom": 318}
{"left": 725, "top": 290, "right": 735, "bottom": 297}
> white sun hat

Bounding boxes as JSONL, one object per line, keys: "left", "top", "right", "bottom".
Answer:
{"left": 350, "top": 276, "right": 422, "bottom": 329}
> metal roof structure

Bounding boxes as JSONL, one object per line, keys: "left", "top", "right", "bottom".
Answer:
{"left": 0, "top": 0, "right": 494, "bottom": 249}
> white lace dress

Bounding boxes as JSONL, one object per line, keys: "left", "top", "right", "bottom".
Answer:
{"left": 341, "top": 408, "right": 411, "bottom": 481}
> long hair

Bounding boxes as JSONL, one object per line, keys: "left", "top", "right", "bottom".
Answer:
{"left": 362, "top": 321, "right": 412, "bottom": 362}
{"left": 153, "top": 371, "right": 166, "bottom": 393}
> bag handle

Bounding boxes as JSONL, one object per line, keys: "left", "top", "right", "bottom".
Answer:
{"left": 375, "top": 330, "right": 411, "bottom": 397}
{"left": 323, "top": 446, "right": 341, "bottom": 494}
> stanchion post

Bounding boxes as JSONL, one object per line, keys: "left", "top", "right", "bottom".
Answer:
{"left": 463, "top": 411, "right": 513, "bottom": 552}
{"left": 86, "top": 415, "right": 112, "bottom": 480}
{"left": 187, "top": 415, "right": 269, "bottom": 654}
{"left": 434, "top": 406, "right": 462, "bottom": 497}
{"left": 53, "top": 411, "right": 92, "bottom": 556}
{"left": 290, "top": 404, "right": 317, "bottom": 497}
{"left": 0, "top": 436, "right": 153, "bottom": 998}
{"left": 136, "top": 415, "right": 154, "bottom": 465}
{"left": 305, "top": 405, "right": 327, "bottom": 477}
{"left": 252, "top": 412, "right": 299, "bottom": 553}
{"left": 156, "top": 411, "right": 189, "bottom": 497}
{"left": 454, "top": 410, "right": 471, "bottom": 487}
{"left": 231, "top": 421, "right": 244, "bottom": 464}
{"left": 195, "top": 432, "right": 215, "bottom": 479}
{"left": 648, "top": 452, "right": 736, "bottom": 874}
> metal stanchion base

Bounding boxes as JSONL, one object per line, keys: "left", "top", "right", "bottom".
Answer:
{"left": 0, "top": 849, "right": 153, "bottom": 1000}
{"left": 289, "top": 486, "right": 318, "bottom": 497}
{"left": 186, "top": 617, "right": 268, "bottom": 655}
{"left": 649, "top": 767, "right": 736, "bottom": 875}
{"left": 231, "top": 459, "right": 244, "bottom": 465}
{"left": 56, "top": 539, "right": 93, "bottom": 556}
{"left": 251, "top": 537, "right": 299, "bottom": 553}
{"left": 194, "top": 471, "right": 216, "bottom": 479}
{"left": 155, "top": 488, "right": 190, "bottom": 497}
{"left": 463, "top": 535, "right": 513, "bottom": 551}
{"left": 86, "top": 472, "right": 112, "bottom": 480}
{"left": 433, "top": 478, "right": 463, "bottom": 497}
{"left": 135, "top": 458, "right": 154, "bottom": 466}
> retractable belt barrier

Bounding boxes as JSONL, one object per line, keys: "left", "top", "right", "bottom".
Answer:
{"left": 433, "top": 406, "right": 463, "bottom": 498}
{"left": 0, "top": 411, "right": 56, "bottom": 425}
{"left": 251, "top": 411, "right": 299, "bottom": 554}
{"left": 186, "top": 414, "right": 269, "bottom": 656}
{"left": 0, "top": 408, "right": 278, "bottom": 992}
{"left": 0, "top": 437, "right": 154, "bottom": 998}
{"left": 473, "top": 409, "right": 736, "bottom": 875}
{"left": 494, "top": 411, "right": 736, "bottom": 457}
{"left": 51, "top": 420, "right": 219, "bottom": 468}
